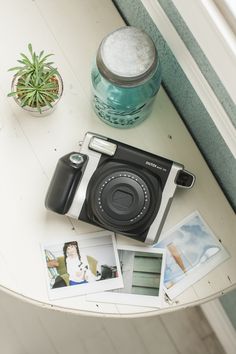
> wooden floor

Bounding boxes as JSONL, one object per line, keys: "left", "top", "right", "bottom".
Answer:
{"left": 157, "top": 306, "right": 225, "bottom": 354}
{"left": 0, "top": 291, "right": 225, "bottom": 354}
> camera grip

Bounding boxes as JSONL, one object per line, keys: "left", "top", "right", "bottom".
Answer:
{"left": 45, "top": 153, "right": 87, "bottom": 215}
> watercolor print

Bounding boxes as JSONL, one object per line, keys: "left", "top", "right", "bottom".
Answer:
{"left": 156, "top": 211, "right": 229, "bottom": 299}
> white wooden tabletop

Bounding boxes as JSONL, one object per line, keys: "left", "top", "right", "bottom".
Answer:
{"left": 0, "top": 0, "right": 235, "bottom": 317}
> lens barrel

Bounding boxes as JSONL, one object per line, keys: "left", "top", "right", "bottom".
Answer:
{"left": 86, "top": 163, "right": 162, "bottom": 235}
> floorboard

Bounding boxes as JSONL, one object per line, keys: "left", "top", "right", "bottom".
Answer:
{"left": 159, "top": 306, "right": 225, "bottom": 354}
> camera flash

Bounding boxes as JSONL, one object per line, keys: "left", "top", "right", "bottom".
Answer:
{"left": 89, "top": 137, "right": 117, "bottom": 156}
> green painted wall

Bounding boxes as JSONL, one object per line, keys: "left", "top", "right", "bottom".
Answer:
{"left": 220, "top": 289, "right": 236, "bottom": 330}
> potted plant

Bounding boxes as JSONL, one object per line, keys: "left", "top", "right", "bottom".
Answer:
{"left": 8, "top": 43, "right": 63, "bottom": 116}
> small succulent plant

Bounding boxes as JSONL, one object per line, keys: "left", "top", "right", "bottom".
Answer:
{"left": 8, "top": 44, "right": 61, "bottom": 113}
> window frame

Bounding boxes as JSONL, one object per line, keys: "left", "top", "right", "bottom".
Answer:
{"left": 141, "top": 0, "right": 236, "bottom": 157}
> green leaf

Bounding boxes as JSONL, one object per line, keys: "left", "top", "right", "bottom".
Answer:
{"left": 38, "top": 50, "right": 44, "bottom": 60}
{"left": 42, "top": 92, "right": 58, "bottom": 101}
{"left": 28, "top": 43, "right": 33, "bottom": 56}
{"left": 7, "top": 91, "right": 17, "bottom": 97}
{"left": 41, "top": 70, "right": 58, "bottom": 84}
{"left": 28, "top": 94, "right": 35, "bottom": 107}
{"left": 25, "top": 73, "right": 32, "bottom": 86}
{"left": 17, "top": 60, "right": 28, "bottom": 67}
{"left": 34, "top": 58, "right": 39, "bottom": 85}
{"left": 39, "top": 53, "right": 53, "bottom": 65}
{"left": 44, "top": 62, "right": 54, "bottom": 66}
{"left": 20, "top": 94, "right": 32, "bottom": 107}
{"left": 20, "top": 53, "right": 32, "bottom": 65}
{"left": 36, "top": 98, "right": 42, "bottom": 113}
{"left": 40, "top": 94, "right": 49, "bottom": 106}
{"left": 8, "top": 66, "right": 25, "bottom": 72}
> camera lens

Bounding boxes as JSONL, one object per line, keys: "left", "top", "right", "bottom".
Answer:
{"left": 90, "top": 170, "right": 152, "bottom": 231}
{"left": 85, "top": 161, "right": 162, "bottom": 236}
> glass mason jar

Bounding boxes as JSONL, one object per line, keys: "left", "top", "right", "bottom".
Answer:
{"left": 91, "top": 26, "right": 161, "bottom": 128}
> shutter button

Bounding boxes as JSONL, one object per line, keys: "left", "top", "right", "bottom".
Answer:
{"left": 69, "top": 153, "right": 84, "bottom": 167}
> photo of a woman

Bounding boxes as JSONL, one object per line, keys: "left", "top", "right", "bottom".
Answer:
{"left": 63, "top": 241, "right": 92, "bottom": 286}
{"left": 42, "top": 231, "right": 123, "bottom": 300}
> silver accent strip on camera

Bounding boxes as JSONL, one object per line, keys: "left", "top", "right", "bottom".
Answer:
{"left": 144, "top": 162, "right": 183, "bottom": 245}
{"left": 67, "top": 133, "right": 102, "bottom": 219}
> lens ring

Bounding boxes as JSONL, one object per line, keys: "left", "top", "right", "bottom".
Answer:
{"left": 94, "top": 171, "right": 150, "bottom": 226}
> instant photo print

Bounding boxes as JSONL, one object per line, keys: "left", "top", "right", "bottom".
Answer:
{"left": 87, "top": 244, "right": 166, "bottom": 308}
{"left": 42, "top": 230, "right": 123, "bottom": 300}
{"left": 156, "top": 211, "right": 230, "bottom": 299}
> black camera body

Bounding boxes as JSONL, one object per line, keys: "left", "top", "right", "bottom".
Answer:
{"left": 45, "top": 132, "right": 195, "bottom": 244}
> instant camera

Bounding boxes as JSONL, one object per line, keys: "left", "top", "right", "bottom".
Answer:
{"left": 45, "top": 132, "right": 195, "bottom": 244}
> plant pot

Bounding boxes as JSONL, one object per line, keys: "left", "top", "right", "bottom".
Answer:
{"left": 11, "top": 72, "right": 64, "bottom": 117}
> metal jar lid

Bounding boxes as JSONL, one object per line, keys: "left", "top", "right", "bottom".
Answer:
{"left": 96, "top": 26, "right": 158, "bottom": 87}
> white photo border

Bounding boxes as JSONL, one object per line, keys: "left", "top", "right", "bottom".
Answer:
{"left": 86, "top": 244, "right": 166, "bottom": 308}
{"left": 156, "top": 211, "right": 230, "bottom": 299}
{"left": 41, "top": 230, "right": 123, "bottom": 300}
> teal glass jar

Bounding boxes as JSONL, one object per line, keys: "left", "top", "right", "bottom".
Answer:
{"left": 91, "top": 26, "right": 161, "bottom": 128}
